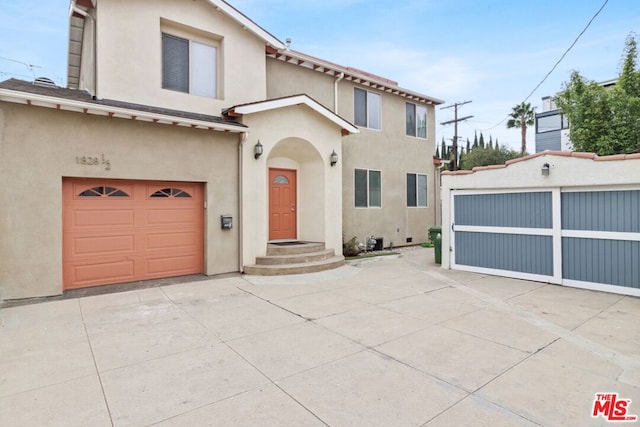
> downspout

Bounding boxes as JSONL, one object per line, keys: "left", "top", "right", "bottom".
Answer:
{"left": 334, "top": 72, "right": 344, "bottom": 113}
{"left": 70, "top": 1, "right": 98, "bottom": 99}
{"left": 238, "top": 132, "right": 248, "bottom": 273}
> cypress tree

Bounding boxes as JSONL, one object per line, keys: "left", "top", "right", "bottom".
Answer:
{"left": 473, "top": 131, "right": 478, "bottom": 149}
{"left": 479, "top": 132, "right": 485, "bottom": 148}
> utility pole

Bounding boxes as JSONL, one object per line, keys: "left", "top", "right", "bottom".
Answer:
{"left": 440, "top": 101, "right": 473, "bottom": 171}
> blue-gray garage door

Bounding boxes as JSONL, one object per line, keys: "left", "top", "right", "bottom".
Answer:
{"left": 451, "top": 188, "right": 639, "bottom": 296}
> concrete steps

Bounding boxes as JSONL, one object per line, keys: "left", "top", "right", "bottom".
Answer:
{"left": 243, "top": 242, "right": 344, "bottom": 276}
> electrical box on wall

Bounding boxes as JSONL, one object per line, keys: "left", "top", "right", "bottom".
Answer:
{"left": 220, "top": 215, "right": 233, "bottom": 230}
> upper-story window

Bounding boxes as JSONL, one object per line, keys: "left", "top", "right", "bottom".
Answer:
{"left": 354, "top": 88, "right": 381, "bottom": 130}
{"left": 162, "top": 33, "right": 217, "bottom": 98}
{"left": 406, "top": 103, "right": 427, "bottom": 138}
{"left": 536, "top": 113, "right": 568, "bottom": 133}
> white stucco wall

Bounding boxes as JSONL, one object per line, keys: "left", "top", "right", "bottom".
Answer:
{"left": 239, "top": 105, "right": 344, "bottom": 268}
{"left": 91, "top": 0, "right": 267, "bottom": 114}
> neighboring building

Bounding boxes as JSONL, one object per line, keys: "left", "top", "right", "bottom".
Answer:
{"left": 0, "top": 0, "right": 442, "bottom": 301}
{"left": 534, "top": 96, "right": 570, "bottom": 152}
{"left": 535, "top": 79, "right": 616, "bottom": 153}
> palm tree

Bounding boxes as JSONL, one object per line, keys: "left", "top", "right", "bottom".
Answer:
{"left": 506, "top": 102, "right": 535, "bottom": 154}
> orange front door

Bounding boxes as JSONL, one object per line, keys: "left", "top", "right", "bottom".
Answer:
{"left": 62, "top": 179, "right": 204, "bottom": 290}
{"left": 269, "top": 168, "right": 297, "bottom": 240}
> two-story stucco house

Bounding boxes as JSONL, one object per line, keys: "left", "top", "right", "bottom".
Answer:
{"left": 0, "top": 0, "right": 442, "bottom": 301}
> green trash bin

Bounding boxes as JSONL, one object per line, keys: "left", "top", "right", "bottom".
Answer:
{"left": 434, "top": 232, "right": 442, "bottom": 264}
{"left": 428, "top": 225, "right": 442, "bottom": 244}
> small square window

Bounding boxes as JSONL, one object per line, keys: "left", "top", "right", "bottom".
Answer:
{"left": 162, "top": 33, "right": 217, "bottom": 98}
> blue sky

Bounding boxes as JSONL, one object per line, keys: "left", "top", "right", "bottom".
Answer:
{"left": 0, "top": 0, "right": 638, "bottom": 151}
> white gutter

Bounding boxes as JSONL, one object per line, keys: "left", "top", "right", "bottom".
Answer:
{"left": 334, "top": 72, "right": 344, "bottom": 114}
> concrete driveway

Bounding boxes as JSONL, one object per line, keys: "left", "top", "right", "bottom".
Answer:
{"left": 1, "top": 248, "right": 639, "bottom": 426}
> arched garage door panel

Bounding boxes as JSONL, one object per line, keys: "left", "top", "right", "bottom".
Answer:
{"left": 63, "top": 179, "right": 204, "bottom": 290}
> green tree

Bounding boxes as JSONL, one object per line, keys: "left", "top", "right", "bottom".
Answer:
{"left": 473, "top": 131, "right": 478, "bottom": 149}
{"left": 555, "top": 34, "right": 640, "bottom": 155}
{"left": 460, "top": 145, "right": 523, "bottom": 170}
{"left": 479, "top": 132, "right": 485, "bottom": 148}
{"left": 489, "top": 135, "right": 493, "bottom": 149}
{"left": 466, "top": 137, "right": 471, "bottom": 153}
{"left": 435, "top": 146, "right": 440, "bottom": 158}
{"left": 506, "top": 102, "right": 535, "bottom": 154}
{"left": 441, "top": 137, "right": 446, "bottom": 160}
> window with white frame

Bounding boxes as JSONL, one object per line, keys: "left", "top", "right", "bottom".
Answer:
{"left": 354, "top": 88, "right": 381, "bottom": 130}
{"left": 162, "top": 33, "right": 217, "bottom": 98}
{"left": 407, "top": 173, "right": 427, "bottom": 207}
{"left": 406, "top": 103, "right": 427, "bottom": 138}
{"left": 355, "top": 169, "right": 381, "bottom": 207}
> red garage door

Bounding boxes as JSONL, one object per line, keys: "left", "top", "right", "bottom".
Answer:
{"left": 63, "top": 179, "right": 204, "bottom": 290}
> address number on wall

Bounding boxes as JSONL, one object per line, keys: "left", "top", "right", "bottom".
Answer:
{"left": 76, "top": 154, "right": 111, "bottom": 171}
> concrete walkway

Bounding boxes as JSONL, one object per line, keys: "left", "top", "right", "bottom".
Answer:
{"left": 1, "top": 248, "right": 639, "bottom": 426}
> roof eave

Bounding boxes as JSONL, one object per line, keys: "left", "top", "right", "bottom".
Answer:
{"left": 268, "top": 49, "right": 444, "bottom": 105}
{"left": 0, "top": 88, "right": 247, "bottom": 133}
{"left": 207, "top": 0, "right": 285, "bottom": 49}
{"left": 228, "top": 94, "right": 359, "bottom": 135}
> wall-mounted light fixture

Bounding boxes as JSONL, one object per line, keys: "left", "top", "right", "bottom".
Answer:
{"left": 330, "top": 150, "right": 338, "bottom": 167}
{"left": 541, "top": 163, "right": 550, "bottom": 176}
{"left": 254, "top": 140, "right": 263, "bottom": 159}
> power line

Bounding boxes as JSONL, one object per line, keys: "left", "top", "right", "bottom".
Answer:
{"left": 440, "top": 101, "right": 473, "bottom": 171}
{"left": 0, "top": 56, "right": 42, "bottom": 79}
{"left": 478, "top": 0, "right": 609, "bottom": 132}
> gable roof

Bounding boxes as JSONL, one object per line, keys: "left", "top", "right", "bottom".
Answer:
{"left": 0, "top": 78, "right": 246, "bottom": 133}
{"left": 207, "top": 0, "right": 284, "bottom": 49}
{"left": 224, "top": 94, "right": 359, "bottom": 135}
{"left": 267, "top": 48, "right": 444, "bottom": 106}
{"left": 68, "top": 0, "right": 284, "bottom": 89}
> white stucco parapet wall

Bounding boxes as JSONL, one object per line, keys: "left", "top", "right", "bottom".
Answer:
{"left": 439, "top": 150, "right": 640, "bottom": 269}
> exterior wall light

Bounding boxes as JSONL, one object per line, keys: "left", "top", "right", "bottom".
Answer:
{"left": 254, "top": 141, "right": 263, "bottom": 159}
{"left": 541, "top": 163, "right": 550, "bottom": 176}
{"left": 330, "top": 150, "right": 338, "bottom": 167}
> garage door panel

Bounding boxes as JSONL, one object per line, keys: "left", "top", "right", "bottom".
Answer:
{"left": 455, "top": 231, "right": 553, "bottom": 276}
{"left": 146, "top": 208, "right": 199, "bottom": 225}
{"left": 70, "top": 260, "right": 136, "bottom": 287}
{"left": 72, "top": 209, "right": 135, "bottom": 227}
{"left": 73, "top": 235, "right": 135, "bottom": 255}
{"left": 563, "top": 238, "right": 640, "bottom": 288}
{"left": 146, "top": 255, "right": 201, "bottom": 275}
{"left": 63, "top": 179, "right": 204, "bottom": 290}
{"left": 146, "top": 232, "right": 198, "bottom": 250}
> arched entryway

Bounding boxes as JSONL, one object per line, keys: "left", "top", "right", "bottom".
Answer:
{"left": 267, "top": 137, "right": 325, "bottom": 243}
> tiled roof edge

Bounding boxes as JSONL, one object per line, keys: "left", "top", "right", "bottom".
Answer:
{"left": 442, "top": 150, "right": 639, "bottom": 176}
